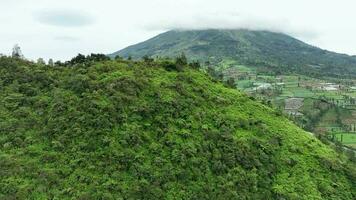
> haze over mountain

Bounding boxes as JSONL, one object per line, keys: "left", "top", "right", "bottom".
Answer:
{"left": 112, "top": 29, "right": 356, "bottom": 78}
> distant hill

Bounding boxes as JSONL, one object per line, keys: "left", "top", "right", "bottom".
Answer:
{"left": 111, "top": 29, "right": 356, "bottom": 78}
{"left": 0, "top": 56, "right": 355, "bottom": 199}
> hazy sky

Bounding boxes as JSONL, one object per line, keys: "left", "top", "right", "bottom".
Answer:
{"left": 1, "top": 0, "right": 356, "bottom": 61}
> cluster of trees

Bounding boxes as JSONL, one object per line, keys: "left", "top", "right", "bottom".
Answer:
{"left": 7, "top": 44, "right": 113, "bottom": 68}
{"left": 52, "top": 53, "right": 111, "bottom": 66}
{"left": 0, "top": 56, "right": 355, "bottom": 199}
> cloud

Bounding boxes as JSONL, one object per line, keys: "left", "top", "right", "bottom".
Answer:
{"left": 142, "top": 11, "right": 320, "bottom": 41}
{"left": 54, "top": 36, "right": 80, "bottom": 42}
{"left": 1, "top": 0, "right": 353, "bottom": 61}
{"left": 34, "top": 9, "right": 94, "bottom": 27}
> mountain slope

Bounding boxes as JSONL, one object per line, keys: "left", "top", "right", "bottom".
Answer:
{"left": 0, "top": 56, "right": 355, "bottom": 199}
{"left": 111, "top": 29, "right": 356, "bottom": 78}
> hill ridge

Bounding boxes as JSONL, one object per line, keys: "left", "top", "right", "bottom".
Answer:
{"left": 0, "top": 56, "right": 355, "bottom": 199}
{"left": 111, "top": 29, "right": 356, "bottom": 78}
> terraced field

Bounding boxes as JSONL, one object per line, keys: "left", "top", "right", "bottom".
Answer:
{"left": 223, "top": 65, "right": 356, "bottom": 148}
{"left": 334, "top": 133, "right": 356, "bottom": 148}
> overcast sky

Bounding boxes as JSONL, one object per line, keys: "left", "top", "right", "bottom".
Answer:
{"left": 1, "top": 0, "right": 356, "bottom": 61}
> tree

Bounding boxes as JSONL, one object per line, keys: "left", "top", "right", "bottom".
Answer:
{"left": 142, "top": 55, "right": 154, "bottom": 63}
{"left": 161, "top": 60, "right": 182, "bottom": 72}
{"left": 37, "top": 58, "right": 46, "bottom": 65}
{"left": 207, "top": 66, "right": 223, "bottom": 80}
{"left": 115, "top": 55, "right": 123, "bottom": 60}
{"left": 175, "top": 53, "right": 188, "bottom": 66}
{"left": 69, "top": 54, "right": 86, "bottom": 65}
{"left": 189, "top": 61, "right": 200, "bottom": 69}
{"left": 12, "top": 44, "right": 24, "bottom": 58}
{"left": 87, "top": 53, "right": 110, "bottom": 62}
{"left": 226, "top": 77, "right": 236, "bottom": 88}
{"left": 48, "top": 59, "right": 54, "bottom": 66}
{"left": 54, "top": 60, "right": 63, "bottom": 66}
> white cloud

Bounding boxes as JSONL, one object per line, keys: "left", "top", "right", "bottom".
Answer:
{"left": 34, "top": 9, "right": 94, "bottom": 27}
{"left": 0, "top": 0, "right": 355, "bottom": 60}
{"left": 142, "top": 11, "right": 320, "bottom": 41}
{"left": 54, "top": 36, "right": 81, "bottom": 42}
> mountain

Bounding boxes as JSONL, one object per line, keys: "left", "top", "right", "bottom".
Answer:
{"left": 0, "top": 56, "right": 354, "bottom": 199}
{"left": 111, "top": 29, "right": 356, "bottom": 78}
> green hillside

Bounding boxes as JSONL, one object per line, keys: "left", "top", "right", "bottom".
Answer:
{"left": 0, "top": 56, "right": 355, "bottom": 199}
{"left": 111, "top": 29, "right": 356, "bottom": 78}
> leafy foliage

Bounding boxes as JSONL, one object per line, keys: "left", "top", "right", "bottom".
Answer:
{"left": 0, "top": 56, "right": 355, "bottom": 199}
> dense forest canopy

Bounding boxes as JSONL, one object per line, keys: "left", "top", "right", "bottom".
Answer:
{"left": 0, "top": 55, "right": 355, "bottom": 199}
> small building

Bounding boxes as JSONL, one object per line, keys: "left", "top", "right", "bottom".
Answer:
{"left": 285, "top": 98, "right": 304, "bottom": 116}
{"left": 318, "top": 83, "right": 340, "bottom": 91}
{"left": 252, "top": 83, "right": 272, "bottom": 91}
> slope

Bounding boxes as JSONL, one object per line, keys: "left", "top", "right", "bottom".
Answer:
{"left": 112, "top": 29, "right": 356, "bottom": 78}
{"left": 0, "top": 56, "right": 355, "bottom": 199}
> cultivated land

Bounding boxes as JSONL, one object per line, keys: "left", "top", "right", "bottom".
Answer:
{"left": 221, "top": 63, "right": 356, "bottom": 149}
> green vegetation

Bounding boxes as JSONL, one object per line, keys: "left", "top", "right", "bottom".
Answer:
{"left": 225, "top": 70, "right": 356, "bottom": 148}
{"left": 333, "top": 133, "right": 356, "bottom": 148}
{"left": 112, "top": 29, "right": 356, "bottom": 79}
{"left": 0, "top": 56, "right": 355, "bottom": 199}
{"left": 110, "top": 29, "right": 356, "bottom": 149}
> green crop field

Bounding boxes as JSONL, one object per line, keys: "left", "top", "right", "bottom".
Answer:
{"left": 290, "top": 87, "right": 315, "bottom": 98}
{"left": 334, "top": 133, "right": 356, "bottom": 148}
{"left": 232, "top": 70, "right": 356, "bottom": 144}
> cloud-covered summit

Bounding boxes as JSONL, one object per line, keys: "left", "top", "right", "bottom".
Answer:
{"left": 0, "top": 0, "right": 355, "bottom": 61}
{"left": 143, "top": 12, "right": 320, "bottom": 41}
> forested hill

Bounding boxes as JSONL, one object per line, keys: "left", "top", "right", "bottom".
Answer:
{"left": 0, "top": 56, "right": 355, "bottom": 199}
{"left": 111, "top": 29, "right": 356, "bottom": 78}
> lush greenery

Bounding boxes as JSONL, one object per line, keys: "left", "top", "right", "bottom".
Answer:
{"left": 111, "top": 29, "right": 356, "bottom": 79}
{"left": 0, "top": 56, "right": 355, "bottom": 199}
{"left": 331, "top": 133, "right": 356, "bottom": 149}
{"left": 224, "top": 68, "right": 356, "bottom": 149}
{"left": 111, "top": 29, "right": 356, "bottom": 150}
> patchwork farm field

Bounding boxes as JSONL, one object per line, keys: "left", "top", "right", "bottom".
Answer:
{"left": 222, "top": 65, "right": 356, "bottom": 149}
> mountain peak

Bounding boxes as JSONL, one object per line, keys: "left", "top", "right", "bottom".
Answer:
{"left": 111, "top": 29, "right": 356, "bottom": 78}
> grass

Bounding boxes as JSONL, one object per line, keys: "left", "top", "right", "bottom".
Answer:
{"left": 236, "top": 80, "right": 254, "bottom": 89}
{"left": 289, "top": 87, "right": 315, "bottom": 98}
{"left": 334, "top": 133, "right": 356, "bottom": 148}
{"left": 234, "top": 65, "right": 254, "bottom": 72}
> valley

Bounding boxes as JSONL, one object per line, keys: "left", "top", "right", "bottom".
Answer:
{"left": 223, "top": 64, "right": 356, "bottom": 149}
